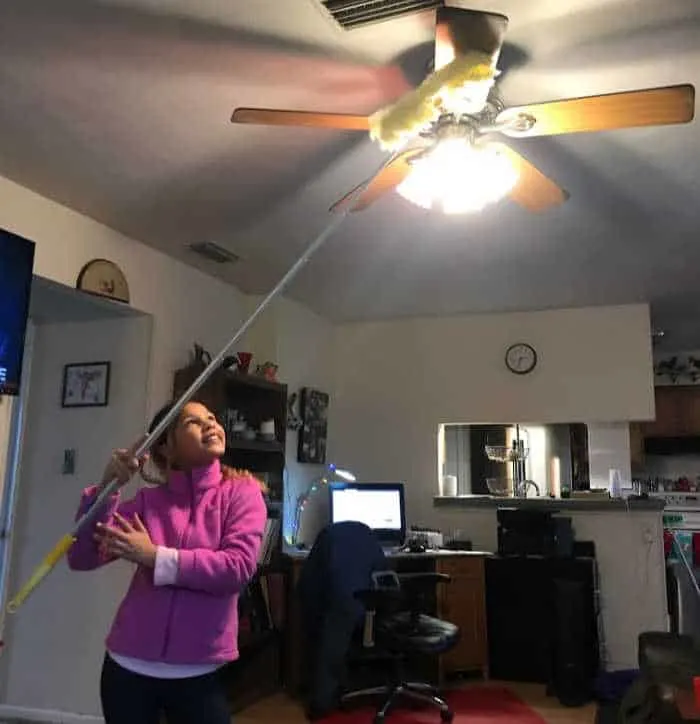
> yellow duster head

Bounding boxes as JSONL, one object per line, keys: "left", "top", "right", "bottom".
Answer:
{"left": 369, "top": 52, "right": 495, "bottom": 151}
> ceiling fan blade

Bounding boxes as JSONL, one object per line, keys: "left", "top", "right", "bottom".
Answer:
{"left": 231, "top": 108, "right": 370, "bottom": 131}
{"left": 434, "top": 7, "right": 509, "bottom": 71}
{"left": 330, "top": 150, "right": 420, "bottom": 213}
{"left": 499, "top": 84, "right": 695, "bottom": 137}
{"left": 492, "top": 144, "right": 568, "bottom": 212}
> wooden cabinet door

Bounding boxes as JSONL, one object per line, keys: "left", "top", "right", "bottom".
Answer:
{"left": 642, "top": 386, "right": 686, "bottom": 437}
{"left": 436, "top": 557, "right": 487, "bottom": 677}
{"left": 629, "top": 423, "right": 645, "bottom": 467}
{"left": 641, "top": 386, "right": 700, "bottom": 438}
{"left": 681, "top": 386, "right": 700, "bottom": 436}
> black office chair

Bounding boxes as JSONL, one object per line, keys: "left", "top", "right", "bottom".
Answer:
{"left": 345, "top": 569, "right": 459, "bottom": 723}
{"left": 298, "top": 521, "right": 459, "bottom": 723}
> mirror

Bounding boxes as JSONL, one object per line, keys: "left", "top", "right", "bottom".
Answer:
{"left": 439, "top": 423, "right": 590, "bottom": 496}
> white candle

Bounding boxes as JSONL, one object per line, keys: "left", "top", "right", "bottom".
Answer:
{"left": 551, "top": 456, "right": 561, "bottom": 498}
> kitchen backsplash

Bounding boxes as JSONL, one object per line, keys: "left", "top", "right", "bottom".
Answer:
{"left": 641, "top": 454, "right": 700, "bottom": 480}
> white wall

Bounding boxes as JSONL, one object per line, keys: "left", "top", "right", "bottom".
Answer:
{"left": 0, "top": 175, "right": 247, "bottom": 417}
{"left": 0, "top": 176, "right": 250, "bottom": 719}
{"left": 1, "top": 315, "right": 152, "bottom": 718}
{"left": 330, "top": 304, "right": 655, "bottom": 525}
{"left": 0, "top": 398, "right": 14, "bottom": 505}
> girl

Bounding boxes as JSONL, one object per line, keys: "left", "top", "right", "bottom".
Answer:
{"left": 67, "top": 400, "right": 267, "bottom": 724}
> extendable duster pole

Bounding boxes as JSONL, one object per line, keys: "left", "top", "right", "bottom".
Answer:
{"left": 6, "top": 150, "right": 399, "bottom": 617}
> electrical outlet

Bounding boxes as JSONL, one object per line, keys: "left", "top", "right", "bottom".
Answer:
{"left": 62, "top": 449, "right": 76, "bottom": 475}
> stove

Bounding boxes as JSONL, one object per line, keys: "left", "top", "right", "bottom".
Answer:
{"left": 650, "top": 492, "right": 700, "bottom": 511}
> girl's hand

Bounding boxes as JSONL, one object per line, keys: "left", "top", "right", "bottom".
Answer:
{"left": 100, "top": 438, "right": 149, "bottom": 489}
{"left": 95, "top": 513, "right": 157, "bottom": 568}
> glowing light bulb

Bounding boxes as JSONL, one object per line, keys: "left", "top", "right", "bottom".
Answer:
{"left": 396, "top": 140, "right": 518, "bottom": 214}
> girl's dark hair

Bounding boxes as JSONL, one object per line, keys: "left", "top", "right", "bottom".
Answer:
{"left": 146, "top": 400, "right": 267, "bottom": 492}
{"left": 147, "top": 402, "right": 177, "bottom": 470}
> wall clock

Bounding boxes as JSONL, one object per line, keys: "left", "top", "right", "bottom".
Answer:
{"left": 505, "top": 343, "right": 538, "bottom": 375}
{"left": 76, "top": 259, "right": 130, "bottom": 304}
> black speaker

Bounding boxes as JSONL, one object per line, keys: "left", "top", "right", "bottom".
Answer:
{"left": 550, "top": 577, "right": 597, "bottom": 707}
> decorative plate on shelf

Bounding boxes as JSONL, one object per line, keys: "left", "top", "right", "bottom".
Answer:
{"left": 76, "top": 259, "right": 130, "bottom": 303}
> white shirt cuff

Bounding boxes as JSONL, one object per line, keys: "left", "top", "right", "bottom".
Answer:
{"left": 153, "top": 546, "right": 179, "bottom": 586}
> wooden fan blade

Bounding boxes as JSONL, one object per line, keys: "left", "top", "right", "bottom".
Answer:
{"left": 330, "top": 151, "right": 420, "bottom": 213}
{"left": 499, "top": 84, "right": 695, "bottom": 137}
{"left": 231, "top": 108, "right": 370, "bottom": 131}
{"left": 434, "top": 7, "right": 508, "bottom": 71}
{"left": 492, "top": 144, "right": 568, "bottom": 212}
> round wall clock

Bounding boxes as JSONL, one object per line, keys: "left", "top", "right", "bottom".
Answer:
{"left": 76, "top": 259, "right": 130, "bottom": 304}
{"left": 505, "top": 343, "right": 538, "bottom": 375}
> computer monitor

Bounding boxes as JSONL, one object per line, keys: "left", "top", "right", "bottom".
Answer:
{"left": 329, "top": 482, "right": 406, "bottom": 547}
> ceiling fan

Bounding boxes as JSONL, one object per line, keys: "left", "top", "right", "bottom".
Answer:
{"left": 230, "top": 5, "right": 695, "bottom": 214}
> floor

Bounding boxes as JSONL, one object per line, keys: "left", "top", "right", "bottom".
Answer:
{"left": 0, "top": 683, "right": 600, "bottom": 724}
{"left": 236, "top": 683, "right": 599, "bottom": 724}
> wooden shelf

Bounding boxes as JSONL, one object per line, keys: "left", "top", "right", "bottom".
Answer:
{"left": 227, "top": 439, "right": 285, "bottom": 454}
{"left": 226, "top": 371, "right": 285, "bottom": 393}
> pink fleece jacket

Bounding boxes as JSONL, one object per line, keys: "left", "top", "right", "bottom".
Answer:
{"left": 67, "top": 460, "right": 267, "bottom": 664}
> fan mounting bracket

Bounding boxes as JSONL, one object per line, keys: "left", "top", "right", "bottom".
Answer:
{"left": 493, "top": 110, "right": 537, "bottom": 136}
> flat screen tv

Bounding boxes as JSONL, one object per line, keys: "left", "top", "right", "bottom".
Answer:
{"left": 0, "top": 228, "right": 35, "bottom": 396}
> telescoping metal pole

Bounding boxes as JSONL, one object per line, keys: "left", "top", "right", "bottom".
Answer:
{"left": 6, "top": 149, "right": 399, "bottom": 616}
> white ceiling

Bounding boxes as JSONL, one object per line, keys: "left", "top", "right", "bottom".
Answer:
{"left": 1, "top": 0, "right": 699, "bottom": 347}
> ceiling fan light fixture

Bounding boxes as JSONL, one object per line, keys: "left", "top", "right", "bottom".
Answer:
{"left": 396, "top": 139, "right": 519, "bottom": 214}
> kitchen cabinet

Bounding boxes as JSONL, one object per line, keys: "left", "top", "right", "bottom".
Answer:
{"left": 683, "top": 388, "right": 700, "bottom": 434}
{"left": 641, "top": 386, "right": 700, "bottom": 438}
{"left": 629, "top": 423, "right": 645, "bottom": 467}
{"left": 436, "top": 556, "right": 488, "bottom": 678}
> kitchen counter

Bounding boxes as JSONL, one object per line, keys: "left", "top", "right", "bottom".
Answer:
{"left": 430, "top": 493, "right": 668, "bottom": 672}
{"left": 433, "top": 494, "right": 666, "bottom": 511}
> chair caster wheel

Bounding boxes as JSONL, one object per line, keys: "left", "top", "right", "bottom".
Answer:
{"left": 373, "top": 715, "right": 384, "bottom": 724}
{"left": 440, "top": 710, "right": 454, "bottom": 722}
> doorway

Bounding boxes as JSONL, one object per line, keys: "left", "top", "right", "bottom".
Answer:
{"left": 0, "top": 276, "right": 152, "bottom": 719}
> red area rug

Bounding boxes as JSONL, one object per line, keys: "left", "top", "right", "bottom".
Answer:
{"left": 320, "top": 686, "right": 548, "bottom": 723}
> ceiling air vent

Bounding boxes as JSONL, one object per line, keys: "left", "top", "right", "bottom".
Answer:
{"left": 188, "top": 242, "right": 239, "bottom": 265}
{"left": 321, "top": 0, "right": 440, "bottom": 30}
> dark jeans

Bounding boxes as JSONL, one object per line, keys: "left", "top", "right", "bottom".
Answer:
{"left": 100, "top": 654, "right": 231, "bottom": 724}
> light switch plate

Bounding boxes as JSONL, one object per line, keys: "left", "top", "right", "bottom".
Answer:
{"left": 62, "top": 449, "right": 76, "bottom": 475}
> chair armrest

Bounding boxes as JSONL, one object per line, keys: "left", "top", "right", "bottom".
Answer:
{"left": 398, "top": 572, "right": 451, "bottom": 587}
{"left": 354, "top": 588, "right": 404, "bottom": 610}
{"left": 355, "top": 588, "right": 405, "bottom": 649}
{"left": 397, "top": 573, "right": 451, "bottom": 619}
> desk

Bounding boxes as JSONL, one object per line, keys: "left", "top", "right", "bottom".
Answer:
{"left": 283, "top": 548, "right": 491, "bottom": 694}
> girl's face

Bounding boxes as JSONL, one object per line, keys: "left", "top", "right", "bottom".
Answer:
{"left": 164, "top": 402, "right": 226, "bottom": 469}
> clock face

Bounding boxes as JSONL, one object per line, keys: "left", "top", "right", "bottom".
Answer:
{"left": 505, "top": 343, "right": 537, "bottom": 375}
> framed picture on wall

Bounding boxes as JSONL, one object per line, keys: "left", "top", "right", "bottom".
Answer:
{"left": 297, "top": 387, "right": 329, "bottom": 464}
{"left": 61, "top": 361, "right": 111, "bottom": 408}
